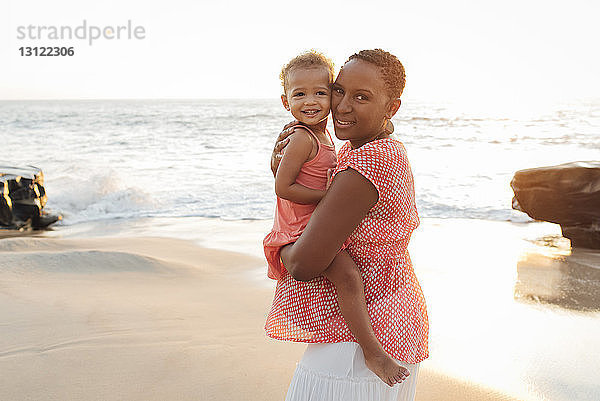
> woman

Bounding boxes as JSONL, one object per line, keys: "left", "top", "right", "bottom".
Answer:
{"left": 266, "top": 49, "right": 429, "bottom": 401}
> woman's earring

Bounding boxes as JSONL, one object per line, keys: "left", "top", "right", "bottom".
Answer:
{"left": 384, "top": 120, "right": 394, "bottom": 134}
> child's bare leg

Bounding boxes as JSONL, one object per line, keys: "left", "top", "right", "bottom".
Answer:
{"left": 323, "top": 250, "right": 410, "bottom": 387}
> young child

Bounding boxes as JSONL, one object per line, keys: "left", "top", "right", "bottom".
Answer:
{"left": 263, "top": 50, "right": 409, "bottom": 387}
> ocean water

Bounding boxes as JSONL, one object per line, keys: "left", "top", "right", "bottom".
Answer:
{"left": 0, "top": 98, "right": 598, "bottom": 226}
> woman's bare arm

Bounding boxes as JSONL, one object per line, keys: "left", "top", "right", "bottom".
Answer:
{"left": 280, "top": 168, "right": 378, "bottom": 281}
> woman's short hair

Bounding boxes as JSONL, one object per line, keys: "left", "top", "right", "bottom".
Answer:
{"left": 346, "top": 49, "right": 406, "bottom": 99}
{"left": 280, "top": 50, "right": 335, "bottom": 96}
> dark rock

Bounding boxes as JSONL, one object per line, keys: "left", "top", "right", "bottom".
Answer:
{"left": 0, "top": 166, "right": 61, "bottom": 230}
{"left": 561, "top": 226, "right": 600, "bottom": 250}
{"left": 511, "top": 161, "right": 600, "bottom": 249}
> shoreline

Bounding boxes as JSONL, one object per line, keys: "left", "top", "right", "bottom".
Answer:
{"left": 1, "top": 217, "right": 598, "bottom": 400}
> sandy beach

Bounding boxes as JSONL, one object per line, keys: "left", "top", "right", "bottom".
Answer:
{"left": 1, "top": 218, "right": 598, "bottom": 401}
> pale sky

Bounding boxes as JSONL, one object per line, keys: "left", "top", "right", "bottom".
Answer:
{"left": 1, "top": 0, "right": 599, "bottom": 110}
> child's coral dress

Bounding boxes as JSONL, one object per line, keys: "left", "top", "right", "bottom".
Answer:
{"left": 263, "top": 126, "right": 337, "bottom": 280}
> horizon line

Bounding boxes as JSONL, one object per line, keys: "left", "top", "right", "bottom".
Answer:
{"left": 2, "top": 95, "right": 599, "bottom": 103}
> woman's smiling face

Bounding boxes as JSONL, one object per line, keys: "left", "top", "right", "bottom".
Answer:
{"left": 331, "top": 59, "right": 397, "bottom": 148}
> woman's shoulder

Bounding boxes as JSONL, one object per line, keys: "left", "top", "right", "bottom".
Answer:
{"left": 360, "top": 137, "right": 405, "bottom": 152}
{"left": 344, "top": 138, "right": 408, "bottom": 167}
{"left": 334, "top": 138, "right": 411, "bottom": 196}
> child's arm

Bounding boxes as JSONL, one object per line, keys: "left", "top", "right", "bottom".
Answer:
{"left": 275, "top": 129, "right": 326, "bottom": 205}
{"left": 271, "top": 121, "right": 299, "bottom": 177}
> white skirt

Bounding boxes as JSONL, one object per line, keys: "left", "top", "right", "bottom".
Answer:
{"left": 285, "top": 342, "right": 419, "bottom": 401}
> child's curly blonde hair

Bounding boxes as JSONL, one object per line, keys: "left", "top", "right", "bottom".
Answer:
{"left": 280, "top": 50, "right": 335, "bottom": 96}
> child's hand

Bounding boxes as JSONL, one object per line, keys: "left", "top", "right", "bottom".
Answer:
{"left": 271, "top": 120, "right": 300, "bottom": 177}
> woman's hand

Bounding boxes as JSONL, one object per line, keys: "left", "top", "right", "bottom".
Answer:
{"left": 271, "top": 120, "right": 300, "bottom": 177}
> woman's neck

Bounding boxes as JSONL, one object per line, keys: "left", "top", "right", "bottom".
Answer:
{"left": 350, "top": 130, "right": 391, "bottom": 149}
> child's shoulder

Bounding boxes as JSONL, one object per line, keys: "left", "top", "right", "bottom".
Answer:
{"left": 287, "top": 125, "right": 317, "bottom": 146}
{"left": 289, "top": 124, "right": 314, "bottom": 136}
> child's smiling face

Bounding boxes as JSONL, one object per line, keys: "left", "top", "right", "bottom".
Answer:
{"left": 281, "top": 67, "right": 331, "bottom": 127}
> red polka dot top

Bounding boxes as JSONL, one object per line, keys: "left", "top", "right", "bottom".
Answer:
{"left": 265, "top": 138, "right": 429, "bottom": 364}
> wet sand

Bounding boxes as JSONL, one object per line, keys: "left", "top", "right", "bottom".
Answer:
{"left": 1, "top": 218, "right": 598, "bottom": 400}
